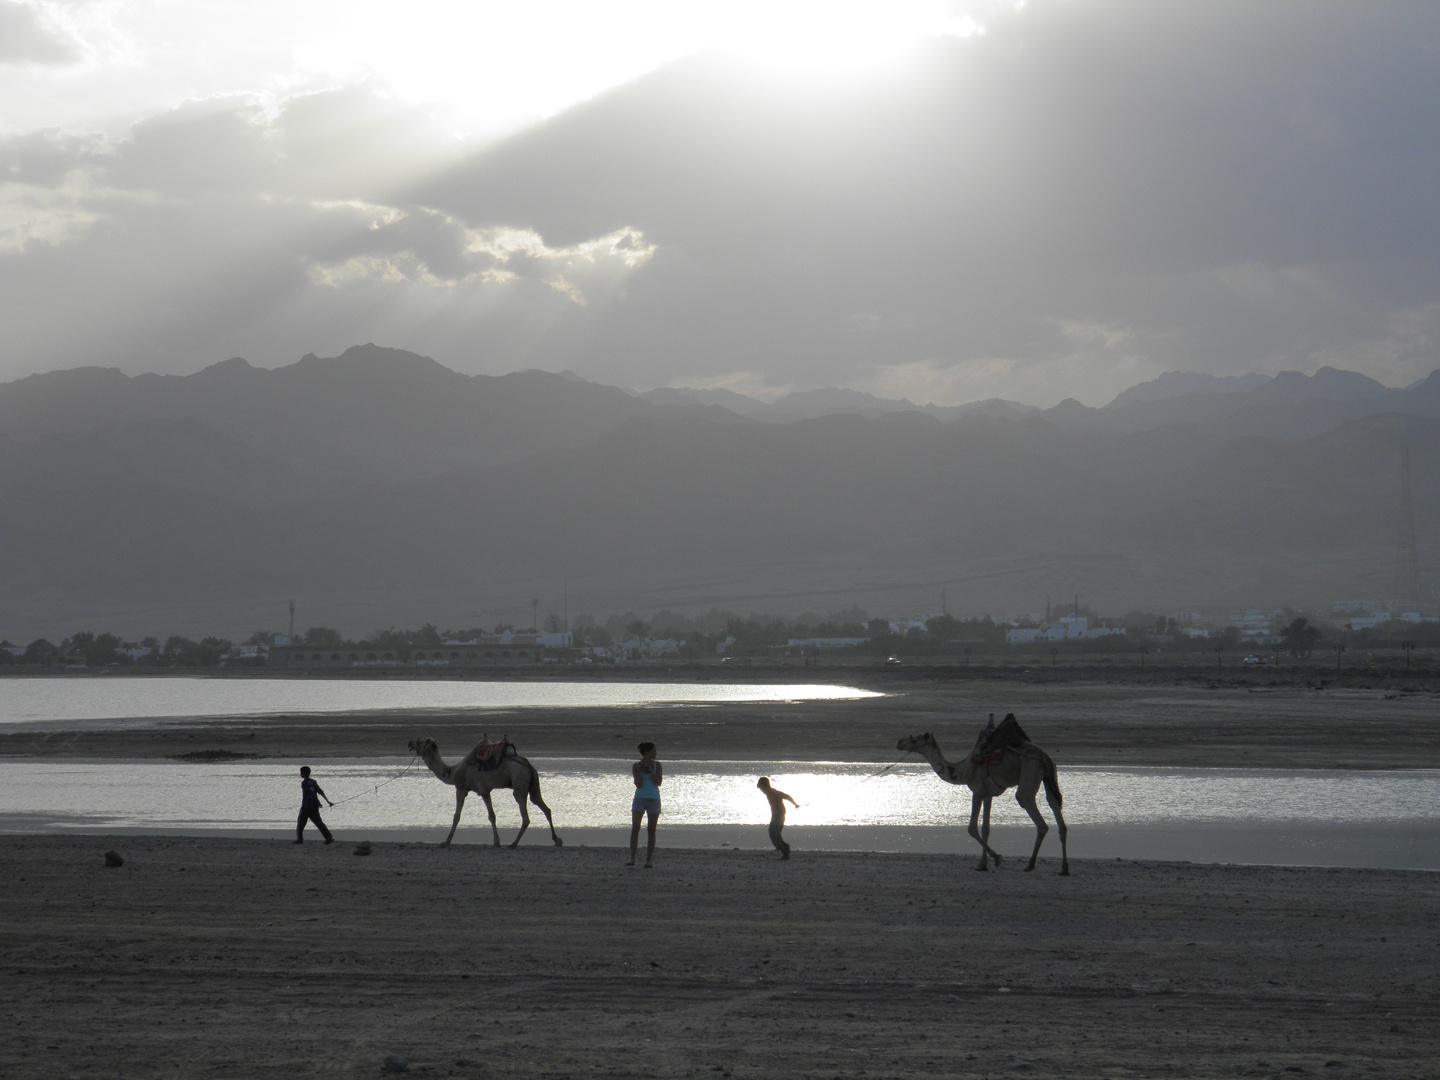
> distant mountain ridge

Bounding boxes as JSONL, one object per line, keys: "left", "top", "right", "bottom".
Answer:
{"left": 1044, "top": 366, "right": 1440, "bottom": 439}
{"left": 0, "top": 344, "right": 668, "bottom": 494}
{"left": 1105, "top": 371, "right": 1272, "bottom": 409}
{"left": 2, "top": 347, "right": 1437, "bottom": 636}
{"left": 639, "top": 385, "right": 1040, "bottom": 422}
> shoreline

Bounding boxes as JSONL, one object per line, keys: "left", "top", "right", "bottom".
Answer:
{"left": 4, "top": 821, "right": 1437, "bottom": 871}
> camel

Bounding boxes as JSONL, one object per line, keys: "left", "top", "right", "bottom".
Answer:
{"left": 897, "top": 725, "right": 1068, "bottom": 875}
{"left": 408, "top": 738, "right": 563, "bottom": 849}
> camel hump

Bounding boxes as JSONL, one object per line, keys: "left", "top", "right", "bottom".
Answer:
{"left": 468, "top": 738, "right": 520, "bottom": 771}
{"left": 975, "top": 714, "right": 1030, "bottom": 760}
{"left": 997, "top": 713, "right": 1030, "bottom": 745}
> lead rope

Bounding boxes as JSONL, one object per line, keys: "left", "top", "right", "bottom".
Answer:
{"left": 327, "top": 753, "right": 421, "bottom": 808}
{"left": 791, "top": 751, "right": 915, "bottom": 810}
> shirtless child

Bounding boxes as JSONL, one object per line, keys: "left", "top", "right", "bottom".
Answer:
{"left": 757, "top": 776, "right": 798, "bottom": 860}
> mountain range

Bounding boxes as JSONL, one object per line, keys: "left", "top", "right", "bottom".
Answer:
{"left": 2, "top": 345, "right": 1436, "bottom": 639}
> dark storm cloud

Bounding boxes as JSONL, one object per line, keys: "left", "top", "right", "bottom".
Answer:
{"left": 0, "top": 1, "right": 81, "bottom": 66}
{"left": 1, "top": 1, "right": 1437, "bottom": 403}
{"left": 403, "top": 0, "right": 1440, "bottom": 396}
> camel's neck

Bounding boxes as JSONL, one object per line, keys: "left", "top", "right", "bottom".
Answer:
{"left": 420, "top": 751, "right": 456, "bottom": 785}
{"left": 917, "top": 741, "right": 973, "bottom": 786}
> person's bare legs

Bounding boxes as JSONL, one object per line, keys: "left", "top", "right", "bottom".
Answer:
{"left": 643, "top": 809, "right": 657, "bottom": 867}
{"left": 627, "top": 805, "right": 643, "bottom": 866}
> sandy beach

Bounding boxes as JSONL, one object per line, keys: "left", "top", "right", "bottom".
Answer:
{"left": 3, "top": 674, "right": 1438, "bottom": 1078}
{"left": 2, "top": 834, "right": 1436, "bottom": 1080}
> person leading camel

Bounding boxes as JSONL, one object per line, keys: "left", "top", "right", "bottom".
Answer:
{"left": 628, "top": 741, "right": 662, "bottom": 867}
{"left": 294, "top": 765, "right": 334, "bottom": 845}
{"left": 757, "top": 776, "right": 797, "bottom": 859}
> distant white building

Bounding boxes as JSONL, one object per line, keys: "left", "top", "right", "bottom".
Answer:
{"left": 888, "top": 617, "right": 936, "bottom": 634}
{"left": 1346, "top": 615, "right": 1389, "bottom": 630}
{"left": 221, "top": 644, "right": 264, "bottom": 662}
{"left": 1351, "top": 611, "right": 1436, "bottom": 628}
{"left": 1006, "top": 615, "right": 1124, "bottom": 644}
{"left": 1003, "top": 613, "right": 1048, "bottom": 628}
{"left": 1228, "top": 609, "right": 1280, "bottom": 633}
{"left": 1332, "top": 601, "right": 1385, "bottom": 616}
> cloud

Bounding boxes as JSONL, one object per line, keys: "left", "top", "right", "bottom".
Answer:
{"left": 0, "top": 1, "right": 1438, "bottom": 402}
{"left": 858, "top": 319, "right": 1166, "bottom": 409}
{"left": 0, "top": 83, "right": 659, "bottom": 373}
{"left": 0, "top": 1, "right": 82, "bottom": 67}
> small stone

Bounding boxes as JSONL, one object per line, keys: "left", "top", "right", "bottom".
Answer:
{"left": 382, "top": 1055, "right": 409, "bottom": 1072}
{"left": 354, "top": 842, "right": 373, "bottom": 856}
{"left": 1389, "top": 1023, "right": 1401, "bottom": 1033}
{"left": 1008, "top": 1063, "right": 1036, "bottom": 1072}
{"left": 103, "top": 850, "right": 124, "bottom": 867}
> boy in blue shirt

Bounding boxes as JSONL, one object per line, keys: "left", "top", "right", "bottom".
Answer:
{"left": 294, "top": 765, "right": 334, "bottom": 844}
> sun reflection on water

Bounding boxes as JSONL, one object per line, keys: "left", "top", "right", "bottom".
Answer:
{"left": 1, "top": 759, "right": 1436, "bottom": 834}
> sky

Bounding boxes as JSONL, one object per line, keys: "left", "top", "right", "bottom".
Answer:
{"left": 1, "top": 0, "right": 1438, "bottom": 407}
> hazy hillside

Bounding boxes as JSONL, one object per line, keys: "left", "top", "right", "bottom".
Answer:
{"left": 0, "top": 345, "right": 665, "bottom": 490}
{"left": 1051, "top": 368, "right": 1440, "bottom": 438}
{"left": 1, "top": 350, "right": 1436, "bottom": 637}
{"left": 1105, "top": 371, "right": 1272, "bottom": 409}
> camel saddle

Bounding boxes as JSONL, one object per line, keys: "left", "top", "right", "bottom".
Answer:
{"left": 971, "top": 713, "right": 1030, "bottom": 766}
{"left": 468, "top": 738, "right": 518, "bottom": 771}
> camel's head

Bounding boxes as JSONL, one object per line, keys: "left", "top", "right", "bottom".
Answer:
{"left": 408, "top": 738, "right": 437, "bottom": 757}
{"left": 897, "top": 732, "right": 935, "bottom": 754}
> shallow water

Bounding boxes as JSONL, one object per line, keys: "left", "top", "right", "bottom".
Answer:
{"left": 0, "top": 677, "right": 880, "bottom": 730}
{"left": 2, "top": 758, "right": 1435, "bottom": 831}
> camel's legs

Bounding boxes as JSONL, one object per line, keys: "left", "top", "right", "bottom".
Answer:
{"left": 1015, "top": 774, "right": 1049, "bottom": 872}
{"left": 967, "top": 792, "right": 1002, "bottom": 870}
{"left": 443, "top": 788, "right": 468, "bottom": 846}
{"left": 480, "top": 791, "right": 501, "bottom": 847}
{"left": 1045, "top": 781, "right": 1070, "bottom": 876}
{"left": 529, "top": 791, "right": 563, "bottom": 846}
{"left": 508, "top": 788, "right": 531, "bottom": 849}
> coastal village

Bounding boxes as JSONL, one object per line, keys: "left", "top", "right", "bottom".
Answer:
{"left": 4, "top": 597, "right": 1436, "bottom": 671}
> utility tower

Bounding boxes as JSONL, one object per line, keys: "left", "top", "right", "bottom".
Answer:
{"left": 1393, "top": 445, "right": 1420, "bottom": 612}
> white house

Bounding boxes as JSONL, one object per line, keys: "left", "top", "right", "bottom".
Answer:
{"left": 1006, "top": 615, "right": 1124, "bottom": 644}
{"left": 787, "top": 637, "right": 868, "bottom": 650}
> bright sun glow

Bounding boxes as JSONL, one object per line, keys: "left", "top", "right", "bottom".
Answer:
{"left": 0, "top": 2, "right": 1004, "bottom": 138}
{"left": 697, "top": 1, "right": 986, "bottom": 80}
